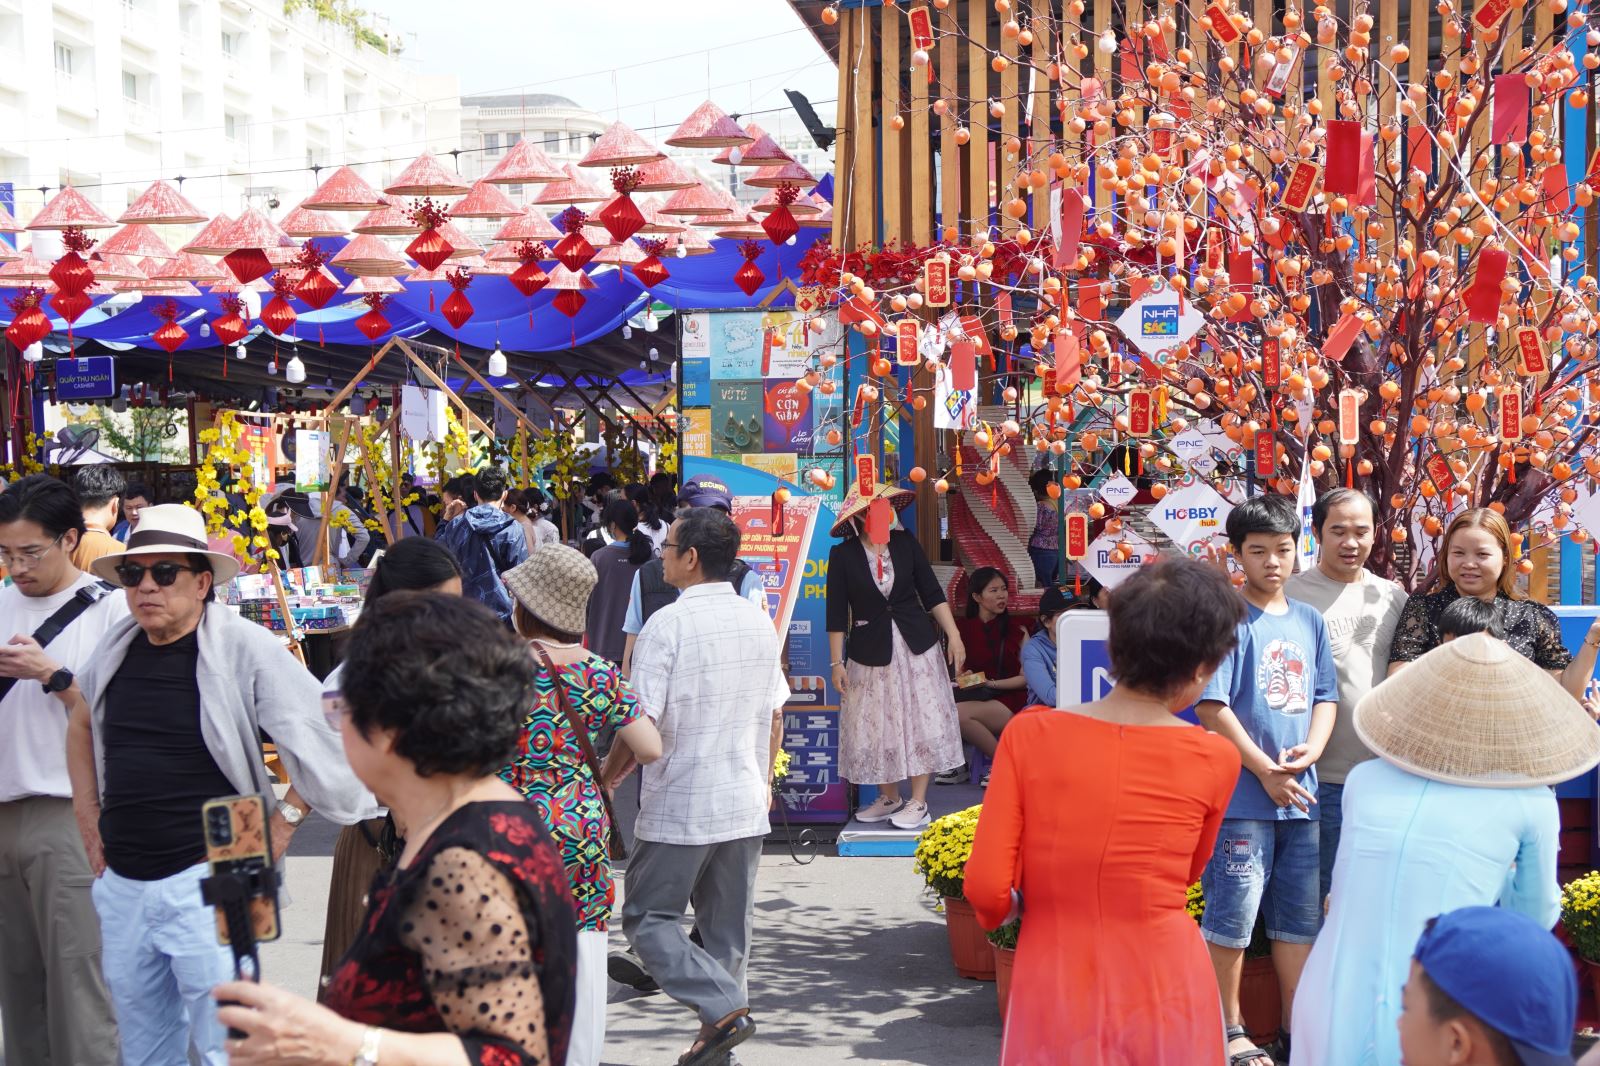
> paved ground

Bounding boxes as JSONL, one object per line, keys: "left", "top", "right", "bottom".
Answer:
{"left": 0, "top": 808, "right": 1004, "bottom": 1065}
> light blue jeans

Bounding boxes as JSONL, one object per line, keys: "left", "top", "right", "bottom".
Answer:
{"left": 92, "top": 862, "right": 233, "bottom": 1066}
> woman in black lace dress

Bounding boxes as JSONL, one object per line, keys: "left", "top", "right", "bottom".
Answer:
{"left": 1388, "top": 507, "right": 1600, "bottom": 698}
{"left": 214, "top": 592, "right": 577, "bottom": 1066}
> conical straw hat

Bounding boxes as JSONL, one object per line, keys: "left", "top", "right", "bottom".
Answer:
{"left": 1354, "top": 632, "right": 1600, "bottom": 788}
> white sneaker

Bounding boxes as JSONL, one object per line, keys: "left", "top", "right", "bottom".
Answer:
{"left": 890, "top": 800, "right": 931, "bottom": 831}
{"left": 854, "top": 795, "right": 905, "bottom": 823}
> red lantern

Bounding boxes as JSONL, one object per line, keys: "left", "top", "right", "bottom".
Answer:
{"left": 356, "top": 309, "right": 390, "bottom": 341}
{"left": 294, "top": 268, "right": 338, "bottom": 309}
{"left": 761, "top": 204, "right": 798, "bottom": 246}
{"left": 49, "top": 290, "right": 93, "bottom": 325}
{"left": 510, "top": 260, "right": 550, "bottom": 297}
{"left": 153, "top": 321, "right": 188, "bottom": 353}
{"left": 734, "top": 259, "right": 765, "bottom": 297}
{"left": 261, "top": 295, "right": 298, "bottom": 335}
{"left": 212, "top": 313, "right": 248, "bottom": 346}
{"left": 406, "top": 227, "right": 454, "bottom": 272}
{"left": 632, "top": 255, "right": 669, "bottom": 289}
{"left": 5, "top": 309, "right": 49, "bottom": 351}
{"left": 598, "top": 193, "right": 645, "bottom": 243}
{"left": 552, "top": 289, "right": 587, "bottom": 317}
{"left": 441, "top": 290, "right": 474, "bottom": 330}
{"left": 552, "top": 230, "right": 596, "bottom": 272}
{"left": 221, "top": 247, "right": 272, "bottom": 284}
{"left": 49, "top": 251, "right": 95, "bottom": 296}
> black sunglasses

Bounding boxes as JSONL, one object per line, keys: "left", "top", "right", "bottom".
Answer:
{"left": 114, "top": 562, "right": 200, "bottom": 588}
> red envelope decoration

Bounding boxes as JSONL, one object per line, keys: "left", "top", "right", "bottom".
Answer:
{"left": 1407, "top": 126, "right": 1433, "bottom": 175}
{"left": 1054, "top": 329, "right": 1081, "bottom": 391}
{"left": 1323, "top": 120, "right": 1362, "bottom": 195}
{"left": 1322, "top": 312, "right": 1364, "bottom": 362}
{"left": 950, "top": 338, "right": 977, "bottom": 391}
{"left": 1057, "top": 187, "right": 1086, "bottom": 268}
{"left": 1542, "top": 165, "right": 1571, "bottom": 215}
{"left": 1355, "top": 131, "right": 1376, "bottom": 206}
{"left": 1491, "top": 73, "right": 1530, "bottom": 144}
{"left": 1464, "top": 248, "right": 1510, "bottom": 324}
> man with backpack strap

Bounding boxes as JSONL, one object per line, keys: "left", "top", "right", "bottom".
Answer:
{"left": 434, "top": 466, "right": 528, "bottom": 625}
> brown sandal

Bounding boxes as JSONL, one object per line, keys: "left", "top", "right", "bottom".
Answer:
{"left": 678, "top": 1009, "right": 756, "bottom": 1066}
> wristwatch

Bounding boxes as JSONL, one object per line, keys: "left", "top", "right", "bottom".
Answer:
{"left": 352, "top": 1026, "right": 382, "bottom": 1066}
{"left": 275, "top": 799, "right": 306, "bottom": 828}
{"left": 41, "top": 667, "right": 72, "bottom": 695}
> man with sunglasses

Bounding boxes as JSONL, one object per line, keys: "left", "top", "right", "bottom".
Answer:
{"left": 60, "top": 503, "right": 372, "bottom": 1066}
{"left": 0, "top": 475, "right": 126, "bottom": 1066}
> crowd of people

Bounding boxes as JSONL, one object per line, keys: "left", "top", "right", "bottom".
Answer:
{"left": 6, "top": 453, "right": 1600, "bottom": 1066}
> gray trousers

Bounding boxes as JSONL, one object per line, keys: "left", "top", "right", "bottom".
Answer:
{"left": 621, "top": 835, "right": 762, "bottom": 1026}
{"left": 0, "top": 795, "right": 119, "bottom": 1066}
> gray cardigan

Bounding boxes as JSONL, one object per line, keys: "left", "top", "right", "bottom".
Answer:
{"left": 78, "top": 604, "right": 374, "bottom": 826}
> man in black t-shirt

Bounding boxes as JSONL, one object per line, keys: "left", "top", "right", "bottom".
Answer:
{"left": 62, "top": 504, "right": 373, "bottom": 1066}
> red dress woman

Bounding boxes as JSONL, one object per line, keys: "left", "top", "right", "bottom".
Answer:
{"left": 939, "top": 567, "right": 1030, "bottom": 786}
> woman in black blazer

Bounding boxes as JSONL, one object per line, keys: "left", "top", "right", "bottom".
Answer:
{"left": 827, "top": 486, "right": 965, "bottom": 832}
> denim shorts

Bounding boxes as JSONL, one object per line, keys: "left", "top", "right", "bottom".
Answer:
{"left": 1200, "top": 817, "right": 1322, "bottom": 949}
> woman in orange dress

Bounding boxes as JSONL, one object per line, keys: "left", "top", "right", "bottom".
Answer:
{"left": 966, "top": 557, "right": 1246, "bottom": 1065}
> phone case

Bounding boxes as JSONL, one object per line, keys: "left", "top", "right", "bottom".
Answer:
{"left": 201, "top": 795, "right": 281, "bottom": 945}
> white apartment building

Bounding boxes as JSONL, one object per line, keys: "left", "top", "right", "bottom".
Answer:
{"left": 0, "top": 0, "right": 459, "bottom": 230}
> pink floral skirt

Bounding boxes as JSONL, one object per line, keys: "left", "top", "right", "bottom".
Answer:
{"left": 841, "top": 626, "right": 963, "bottom": 784}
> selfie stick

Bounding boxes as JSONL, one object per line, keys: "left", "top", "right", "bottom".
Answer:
{"left": 200, "top": 866, "right": 280, "bottom": 1037}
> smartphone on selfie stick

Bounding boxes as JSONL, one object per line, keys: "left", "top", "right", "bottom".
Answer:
{"left": 200, "top": 794, "right": 282, "bottom": 1037}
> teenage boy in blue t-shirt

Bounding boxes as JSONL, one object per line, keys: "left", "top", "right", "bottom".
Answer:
{"left": 1196, "top": 493, "right": 1338, "bottom": 1066}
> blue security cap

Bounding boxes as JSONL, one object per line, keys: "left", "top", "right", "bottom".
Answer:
{"left": 679, "top": 475, "right": 732, "bottom": 511}
{"left": 1414, "top": 906, "right": 1576, "bottom": 1066}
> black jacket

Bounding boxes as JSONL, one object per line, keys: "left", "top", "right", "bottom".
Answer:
{"left": 826, "top": 530, "right": 946, "bottom": 667}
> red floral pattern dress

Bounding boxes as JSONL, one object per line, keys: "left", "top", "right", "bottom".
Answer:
{"left": 322, "top": 802, "right": 577, "bottom": 1066}
{"left": 499, "top": 654, "right": 642, "bottom": 931}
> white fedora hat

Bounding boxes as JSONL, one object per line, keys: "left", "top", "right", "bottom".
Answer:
{"left": 90, "top": 503, "right": 242, "bottom": 585}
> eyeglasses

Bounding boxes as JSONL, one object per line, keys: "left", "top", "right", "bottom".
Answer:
{"left": 322, "top": 695, "right": 348, "bottom": 732}
{"left": 0, "top": 534, "right": 65, "bottom": 571}
{"left": 113, "top": 562, "right": 200, "bottom": 588}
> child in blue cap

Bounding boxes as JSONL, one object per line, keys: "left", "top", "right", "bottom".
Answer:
{"left": 1399, "top": 906, "right": 1576, "bottom": 1066}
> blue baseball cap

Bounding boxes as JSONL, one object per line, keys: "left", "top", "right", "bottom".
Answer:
{"left": 679, "top": 475, "right": 732, "bottom": 511}
{"left": 1414, "top": 906, "right": 1576, "bottom": 1066}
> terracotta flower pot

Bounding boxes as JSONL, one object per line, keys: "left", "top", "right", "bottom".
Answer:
{"left": 993, "top": 943, "right": 1016, "bottom": 1019}
{"left": 941, "top": 896, "right": 996, "bottom": 981}
{"left": 1240, "top": 955, "right": 1283, "bottom": 1044}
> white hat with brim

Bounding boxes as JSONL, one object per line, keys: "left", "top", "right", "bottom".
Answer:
{"left": 1354, "top": 631, "right": 1600, "bottom": 788}
{"left": 90, "top": 503, "right": 242, "bottom": 586}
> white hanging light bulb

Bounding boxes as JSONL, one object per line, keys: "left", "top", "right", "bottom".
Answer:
{"left": 648, "top": 347, "right": 660, "bottom": 361}
{"left": 728, "top": 146, "right": 743, "bottom": 165}
{"left": 235, "top": 342, "right": 248, "bottom": 360}
{"left": 487, "top": 343, "right": 508, "bottom": 378}
{"left": 621, "top": 324, "right": 632, "bottom": 340}
{"left": 285, "top": 352, "right": 306, "bottom": 384}
{"left": 675, "top": 241, "right": 688, "bottom": 260}
{"left": 644, "top": 308, "right": 658, "bottom": 333}
{"left": 22, "top": 343, "right": 42, "bottom": 363}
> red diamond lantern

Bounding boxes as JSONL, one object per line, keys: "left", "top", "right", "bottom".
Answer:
{"left": 153, "top": 321, "right": 188, "bottom": 353}
{"left": 597, "top": 192, "right": 646, "bottom": 243}
{"left": 356, "top": 309, "right": 389, "bottom": 341}
{"left": 406, "top": 227, "right": 454, "bottom": 272}
{"left": 510, "top": 260, "right": 549, "bottom": 297}
{"left": 261, "top": 295, "right": 298, "bottom": 335}
{"left": 212, "top": 313, "right": 248, "bottom": 346}
{"left": 222, "top": 247, "right": 272, "bottom": 284}
{"left": 5, "top": 308, "right": 50, "bottom": 350}
{"left": 50, "top": 290, "right": 93, "bottom": 324}
{"left": 552, "top": 289, "right": 586, "bottom": 317}
{"left": 734, "top": 259, "right": 765, "bottom": 297}
{"left": 50, "top": 252, "right": 96, "bottom": 296}
{"left": 294, "top": 267, "right": 338, "bottom": 310}
{"left": 552, "top": 230, "right": 595, "bottom": 272}
{"left": 441, "top": 290, "right": 473, "bottom": 330}
{"left": 633, "top": 255, "right": 669, "bottom": 289}
{"left": 760, "top": 204, "right": 798, "bottom": 246}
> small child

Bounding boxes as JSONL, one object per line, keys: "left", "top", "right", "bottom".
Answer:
{"left": 1436, "top": 596, "right": 1506, "bottom": 642}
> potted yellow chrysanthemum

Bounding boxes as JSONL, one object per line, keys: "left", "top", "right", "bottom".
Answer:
{"left": 1561, "top": 872, "right": 1600, "bottom": 1005}
{"left": 913, "top": 805, "right": 993, "bottom": 980}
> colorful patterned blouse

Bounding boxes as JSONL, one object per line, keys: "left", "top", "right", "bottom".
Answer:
{"left": 499, "top": 653, "right": 643, "bottom": 931}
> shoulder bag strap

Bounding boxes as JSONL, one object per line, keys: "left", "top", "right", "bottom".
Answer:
{"left": 531, "top": 645, "right": 627, "bottom": 860}
{"left": 0, "top": 580, "right": 117, "bottom": 707}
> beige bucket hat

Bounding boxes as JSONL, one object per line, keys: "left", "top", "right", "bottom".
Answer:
{"left": 502, "top": 544, "right": 597, "bottom": 636}
{"left": 1353, "top": 632, "right": 1600, "bottom": 788}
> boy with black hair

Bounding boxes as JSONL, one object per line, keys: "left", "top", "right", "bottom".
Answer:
{"left": 434, "top": 466, "right": 527, "bottom": 624}
{"left": 70, "top": 465, "right": 127, "bottom": 571}
{"left": 1197, "top": 493, "right": 1339, "bottom": 1065}
{"left": 112, "top": 481, "right": 152, "bottom": 541}
{"left": 1437, "top": 597, "right": 1506, "bottom": 642}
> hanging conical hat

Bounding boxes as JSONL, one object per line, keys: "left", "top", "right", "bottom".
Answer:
{"left": 450, "top": 181, "right": 520, "bottom": 220}
{"left": 302, "top": 166, "right": 388, "bottom": 212}
{"left": 28, "top": 187, "right": 116, "bottom": 230}
{"left": 1354, "top": 632, "right": 1600, "bottom": 788}
{"left": 216, "top": 209, "right": 290, "bottom": 252}
{"left": 385, "top": 151, "right": 470, "bottom": 197}
{"left": 0, "top": 203, "right": 19, "bottom": 233}
{"left": 593, "top": 239, "right": 645, "bottom": 266}
{"left": 483, "top": 138, "right": 564, "bottom": 185}
{"left": 744, "top": 161, "right": 818, "bottom": 190}
{"left": 343, "top": 274, "right": 405, "bottom": 294}
{"left": 752, "top": 188, "right": 822, "bottom": 216}
{"left": 659, "top": 183, "right": 727, "bottom": 217}
{"left": 634, "top": 156, "right": 699, "bottom": 193}
{"left": 99, "top": 224, "right": 177, "bottom": 261}
{"left": 493, "top": 206, "right": 562, "bottom": 242}
{"left": 152, "top": 252, "right": 225, "bottom": 284}
{"left": 544, "top": 263, "right": 596, "bottom": 291}
{"left": 330, "top": 234, "right": 408, "bottom": 277}
{"left": 712, "top": 124, "right": 792, "bottom": 167}
{"left": 181, "top": 213, "right": 236, "bottom": 255}
{"left": 533, "top": 165, "right": 609, "bottom": 206}
{"left": 279, "top": 204, "right": 347, "bottom": 238}
{"left": 666, "top": 100, "right": 752, "bottom": 149}
{"left": 578, "top": 122, "right": 665, "bottom": 169}
{"left": 635, "top": 196, "right": 686, "bottom": 234}
{"left": 435, "top": 221, "right": 483, "bottom": 259}
{"left": 669, "top": 227, "right": 716, "bottom": 257}
{"left": 0, "top": 250, "right": 52, "bottom": 281}
{"left": 352, "top": 195, "right": 421, "bottom": 236}
{"left": 118, "top": 180, "right": 208, "bottom": 225}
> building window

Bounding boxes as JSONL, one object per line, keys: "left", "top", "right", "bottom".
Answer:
{"left": 224, "top": 113, "right": 239, "bottom": 141}
{"left": 543, "top": 131, "right": 560, "bottom": 150}
{"left": 484, "top": 131, "right": 502, "bottom": 157}
{"left": 54, "top": 42, "right": 73, "bottom": 76}
{"left": 568, "top": 133, "right": 583, "bottom": 153}
{"left": 122, "top": 71, "right": 138, "bottom": 100}
{"left": 220, "top": 30, "right": 239, "bottom": 58}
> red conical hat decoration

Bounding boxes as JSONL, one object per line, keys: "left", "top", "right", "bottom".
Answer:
{"left": 353, "top": 195, "right": 421, "bottom": 236}
{"left": 634, "top": 155, "right": 699, "bottom": 193}
{"left": 578, "top": 122, "right": 665, "bottom": 169}
{"left": 660, "top": 183, "right": 728, "bottom": 217}
{"left": 99, "top": 224, "right": 178, "bottom": 261}
{"left": 180, "top": 213, "right": 235, "bottom": 255}
{"left": 533, "top": 165, "right": 609, "bottom": 206}
{"left": 435, "top": 221, "right": 483, "bottom": 258}
{"left": 798, "top": 194, "right": 834, "bottom": 228}
{"left": 482, "top": 138, "right": 564, "bottom": 185}
{"left": 303, "top": 165, "right": 388, "bottom": 212}
{"left": 489, "top": 240, "right": 547, "bottom": 263}
{"left": 545, "top": 263, "right": 597, "bottom": 291}
{"left": 385, "top": 151, "right": 470, "bottom": 197}
{"left": 265, "top": 236, "right": 305, "bottom": 268}
{"left": 712, "top": 124, "right": 792, "bottom": 167}
{"left": 343, "top": 274, "right": 406, "bottom": 295}
{"left": 217, "top": 209, "right": 291, "bottom": 252}
{"left": 636, "top": 196, "right": 686, "bottom": 235}
{"left": 27, "top": 187, "right": 116, "bottom": 230}
{"left": 450, "top": 181, "right": 520, "bottom": 220}
{"left": 665, "top": 100, "right": 753, "bottom": 149}
{"left": 0, "top": 243, "right": 18, "bottom": 264}
{"left": 0, "top": 203, "right": 19, "bottom": 233}
{"left": 472, "top": 253, "right": 515, "bottom": 277}
{"left": 118, "top": 180, "right": 208, "bottom": 225}
{"left": 331, "top": 234, "right": 409, "bottom": 277}
{"left": 493, "top": 207, "right": 562, "bottom": 242}
{"left": 581, "top": 222, "right": 618, "bottom": 250}
{"left": 407, "top": 255, "right": 485, "bottom": 283}
{"left": 279, "top": 204, "right": 347, "bottom": 238}
{"left": 0, "top": 250, "right": 53, "bottom": 282}
{"left": 752, "top": 187, "right": 822, "bottom": 216}
{"left": 671, "top": 227, "right": 716, "bottom": 257}
{"left": 593, "top": 238, "right": 645, "bottom": 266}
{"left": 89, "top": 253, "right": 149, "bottom": 282}
{"left": 717, "top": 217, "right": 770, "bottom": 240}
{"left": 744, "top": 161, "right": 818, "bottom": 190}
